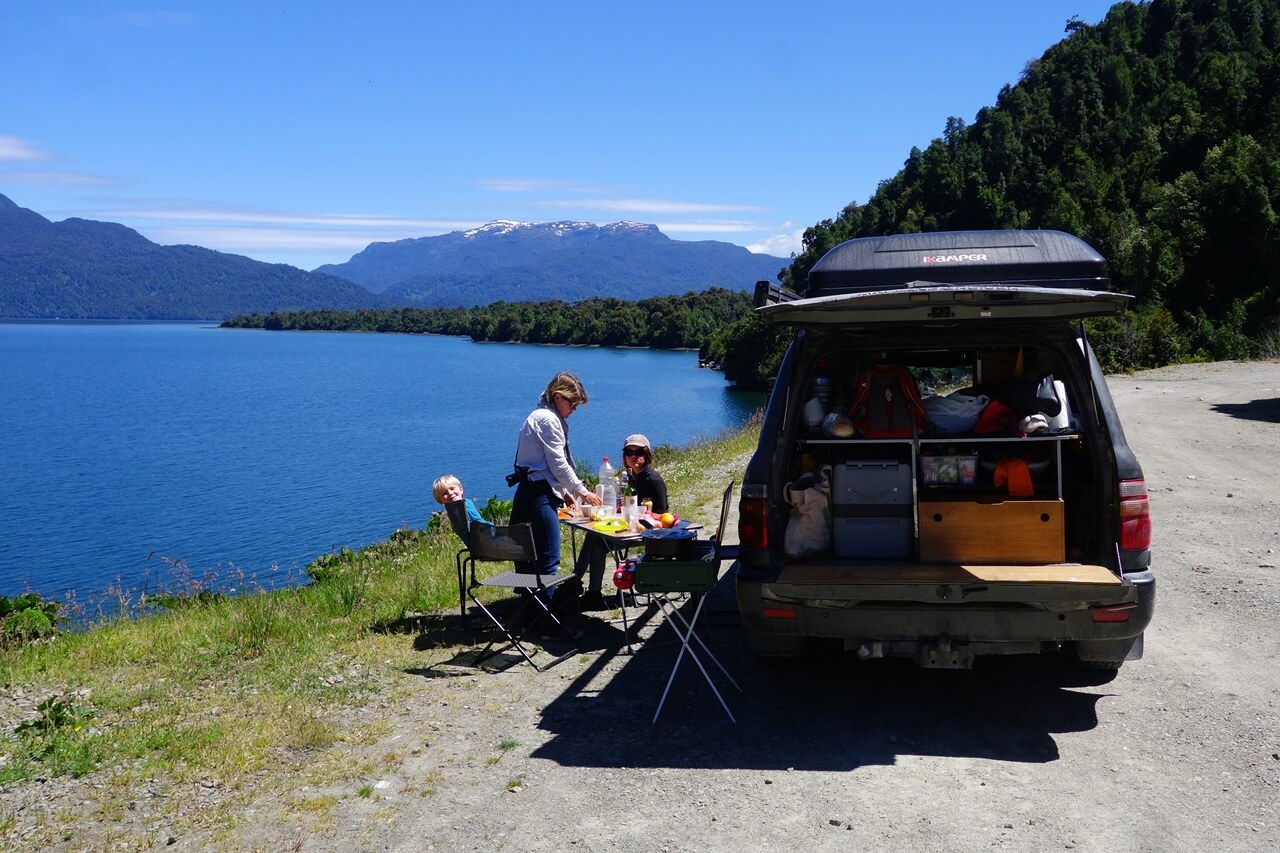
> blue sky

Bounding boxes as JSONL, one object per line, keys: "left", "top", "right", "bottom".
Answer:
{"left": 1, "top": 1, "right": 1120, "bottom": 270}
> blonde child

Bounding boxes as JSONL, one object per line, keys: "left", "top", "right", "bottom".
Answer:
{"left": 433, "top": 474, "right": 489, "bottom": 546}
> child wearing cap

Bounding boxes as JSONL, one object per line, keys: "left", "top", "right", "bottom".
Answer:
{"left": 433, "top": 474, "right": 489, "bottom": 546}
{"left": 619, "top": 433, "right": 668, "bottom": 515}
{"left": 574, "top": 434, "right": 668, "bottom": 611}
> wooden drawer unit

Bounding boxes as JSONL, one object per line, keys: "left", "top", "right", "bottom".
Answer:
{"left": 918, "top": 499, "right": 1064, "bottom": 564}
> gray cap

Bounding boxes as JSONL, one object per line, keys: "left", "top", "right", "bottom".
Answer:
{"left": 622, "top": 434, "right": 653, "bottom": 462}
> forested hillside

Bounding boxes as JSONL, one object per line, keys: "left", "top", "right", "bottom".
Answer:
{"left": 222, "top": 288, "right": 751, "bottom": 357}
{"left": 768, "top": 0, "right": 1279, "bottom": 375}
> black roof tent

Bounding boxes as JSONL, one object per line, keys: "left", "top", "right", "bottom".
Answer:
{"left": 806, "top": 230, "right": 1110, "bottom": 297}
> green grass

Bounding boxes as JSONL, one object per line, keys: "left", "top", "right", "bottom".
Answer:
{"left": 0, "top": 417, "right": 760, "bottom": 841}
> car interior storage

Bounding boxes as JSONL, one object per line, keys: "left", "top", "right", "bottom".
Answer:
{"left": 782, "top": 337, "right": 1110, "bottom": 579}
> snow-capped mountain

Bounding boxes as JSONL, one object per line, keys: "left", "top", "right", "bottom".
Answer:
{"left": 314, "top": 220, "right": 785, "bottom": 307}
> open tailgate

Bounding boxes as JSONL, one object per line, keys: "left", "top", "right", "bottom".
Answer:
{"left": 768, "top": 562, "right": 1137, "bottom": 607}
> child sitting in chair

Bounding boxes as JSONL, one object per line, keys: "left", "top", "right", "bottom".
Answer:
{"left": 433, "top": 474, "right": 490, "bottom": 546}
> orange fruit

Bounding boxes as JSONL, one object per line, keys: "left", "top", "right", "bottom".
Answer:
{"left": 659, "top": 512, "right": 676, "bottom": 528}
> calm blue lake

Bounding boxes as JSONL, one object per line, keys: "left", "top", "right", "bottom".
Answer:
{"left": 0, "top": 322, "right": 763, "bottom": 606}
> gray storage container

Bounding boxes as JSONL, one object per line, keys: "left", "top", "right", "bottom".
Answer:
{"left": 832, "top": 460, "right": 914, "bottom": 558}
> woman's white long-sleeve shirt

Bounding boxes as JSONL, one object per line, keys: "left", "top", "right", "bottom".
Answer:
{"left": 514, "top": 403, "right": 588, "bottom": 500}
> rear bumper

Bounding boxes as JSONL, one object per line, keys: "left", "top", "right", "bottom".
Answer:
{"left": 736, "top": 563, "right": 1155, "bottom": 651}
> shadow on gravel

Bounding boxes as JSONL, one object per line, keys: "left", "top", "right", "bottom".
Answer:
{"left": 1212, "top": 397, "right": 1280, "bottom": 423}
{"left": 529, "top": 596, "right": 1112, "bottom": 772}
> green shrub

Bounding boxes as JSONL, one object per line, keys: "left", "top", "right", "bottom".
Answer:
{"left": 1087, "top": 304, "right": 1192, "bottom": 373}
{"left": 0, "top": 592, "right": 62, "bottom": 647}
{"left": 1188, "top": 300, "right": 1256, "bottom": 361}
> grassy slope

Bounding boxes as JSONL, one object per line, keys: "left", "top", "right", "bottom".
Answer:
{"left": 0, "top": 417, "right": 759, "bottom": 846}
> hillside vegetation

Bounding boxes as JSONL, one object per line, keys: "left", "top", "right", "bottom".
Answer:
{"left": 771, "top": 0, "right": 1280, "bottom": 373}
{"left": 222, "top": 288, "right": 752, "bottom": 359}
{"left": 0, "top": 423, "right": 759, "bottom": 849}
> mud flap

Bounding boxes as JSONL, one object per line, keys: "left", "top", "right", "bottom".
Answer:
{"left": 1076, "top": 631, "right": 1144, "bottom": 663}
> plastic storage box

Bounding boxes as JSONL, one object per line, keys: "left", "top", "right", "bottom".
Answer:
{"left": 831, "top": 460, "right": 914, "bottom": 558}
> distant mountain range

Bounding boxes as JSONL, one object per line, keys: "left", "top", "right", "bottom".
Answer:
{"left": 0, "top": 194, "right": 383, "bottom": 320}
{"left": 0, "top": 194, "right": 785, "bottom": 319}
{"left": 315, "top": 220, "right": 787, "bottom": 307}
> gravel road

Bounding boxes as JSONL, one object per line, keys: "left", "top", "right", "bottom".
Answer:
{"left": 10, "top": 361, "right": 1280, "bottom": 852}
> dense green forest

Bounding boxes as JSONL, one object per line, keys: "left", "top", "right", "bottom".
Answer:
{"left": 749, "top": 0, "right": 1280, "bottom": 381}
{"left": 229, "top": 0, "right": 1280, "bottom": 387}
{"left": 222, "top": 288, "right": 752, "bottom": 361}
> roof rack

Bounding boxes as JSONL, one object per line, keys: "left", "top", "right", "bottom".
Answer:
{"left": 753, "top": 280, "right": 799, "bottom": 309}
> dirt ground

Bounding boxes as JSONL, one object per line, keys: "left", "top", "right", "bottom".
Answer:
{"left": 8, "top": 361, "right": 1280, "bottom": 851}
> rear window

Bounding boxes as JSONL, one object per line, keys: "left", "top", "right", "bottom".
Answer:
{"left": 798, "top": 344, "right": 1067, "bottom": 430}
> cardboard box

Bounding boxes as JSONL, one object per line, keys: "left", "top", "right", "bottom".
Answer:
{"left": 918, "top": 499, "right": 1064, "bottom": 563}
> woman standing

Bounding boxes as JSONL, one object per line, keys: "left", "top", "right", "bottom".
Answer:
{"left": 510, "top": 372, "right": 602, "bottom": 577}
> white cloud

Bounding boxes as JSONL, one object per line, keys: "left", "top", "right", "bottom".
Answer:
{"left": 2, "top": 170, "right": 118, "bottom": 187}
{"left": 657, "top": 220, "right": 759, "bottom": 235}
{"left": 543, "top": 198, "right": 764, "bottom": 215}
{"left": 479, "top": 178, "right": 604, "bottom": 194}
{"left": 63, "top": 11, "right": 201, "bottom": 32}
{"left": 149, "top": 226, "right": 390, "bottom": 253}
{"left": 0, "top": 136, "right": 54, "bottom": 162}
{"left": 87, "top": 204, "right": 479, "bottom": 231}
{"left": 747, "top": 228, "right": 804, "bottom": 258}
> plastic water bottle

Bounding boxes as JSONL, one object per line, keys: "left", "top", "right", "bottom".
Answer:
{"left": 598, "top": 457, "right": 616, "bottom": 512}
{"left": 813, "top": 372, "right": 831, "bottom": 410}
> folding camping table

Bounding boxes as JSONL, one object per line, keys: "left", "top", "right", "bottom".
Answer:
{"left": 633, "top": 551, "right": 742, "bottom": 723}
{"left": 560, "top": 513, "right": 701, "bottom": 654}
{"left": 630, "top": 481, "right": 742, "bottom": 723}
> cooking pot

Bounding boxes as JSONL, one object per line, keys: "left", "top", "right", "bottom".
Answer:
{"left": 641, "top": 527, "right": 696, "bottom": 559}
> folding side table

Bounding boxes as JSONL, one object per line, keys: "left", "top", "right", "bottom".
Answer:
{"left": 633, "top": 545, "right": 742, "bottom": 723}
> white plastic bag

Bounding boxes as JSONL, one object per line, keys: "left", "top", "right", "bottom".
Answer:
{"left": 923, "top": 392, "right": 990, "bottom": 434}
{"left": 784, "top": 465, "right": 832, "bottom": 559}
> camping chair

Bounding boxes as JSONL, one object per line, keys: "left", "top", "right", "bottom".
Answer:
{"left": 444, "top": 501, "right": 473, "bottom": 621}
{"left": 462, "top": 519, "right": 580, "bottom": 672}
{"left": 711, "top": 479, "right": 739, "bottom": 565}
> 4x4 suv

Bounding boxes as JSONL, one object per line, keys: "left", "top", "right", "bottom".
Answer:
{"left": 737, "top": 230, "right": 1154, "bottom": 670}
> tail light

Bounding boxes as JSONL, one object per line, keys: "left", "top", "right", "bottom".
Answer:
{"left": 739, "top": 483, "right": 769, "bottom": 550}
{"left": 1119, "top": 478, "right": 1151, "bottom": 551}
{"left": 1092, "top": 602, "right": 1137, "bottom": 623}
